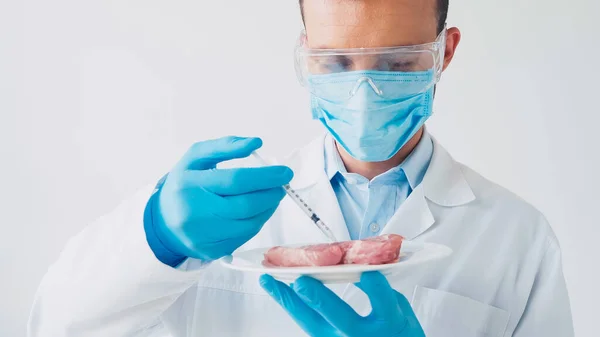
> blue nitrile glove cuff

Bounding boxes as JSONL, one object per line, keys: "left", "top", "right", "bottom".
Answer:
{"left": 143, "top": 180, "right": 188, "bottom": 268}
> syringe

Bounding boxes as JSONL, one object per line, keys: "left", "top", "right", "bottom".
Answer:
{"left": 251, "top": 151, "right": 338, "bottom": 243}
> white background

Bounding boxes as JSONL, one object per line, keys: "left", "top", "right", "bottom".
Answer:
{"left": 1, "top": 0, "right": 599, "bottom": 336}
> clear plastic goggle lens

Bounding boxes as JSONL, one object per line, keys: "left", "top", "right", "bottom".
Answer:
{"left": 294, "top": 27, "right": 447, "bottom": 101}
{"left": 304, "top": 51, "right": 435, "bottom": 75}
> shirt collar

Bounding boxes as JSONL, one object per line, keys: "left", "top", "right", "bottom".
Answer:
{"left": 324, "top": 129, "right": 434, "bottom": 189}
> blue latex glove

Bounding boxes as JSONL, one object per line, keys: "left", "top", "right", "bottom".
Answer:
{"left": 144, "top": 136, "right": 293, "bottom": 266}
{"left": 259, "top": 272, "right": 425, "bottom": 337}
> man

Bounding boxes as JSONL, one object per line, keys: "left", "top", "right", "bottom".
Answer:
{"left": 28, "top": 0, "right": 574, "bottom": 336}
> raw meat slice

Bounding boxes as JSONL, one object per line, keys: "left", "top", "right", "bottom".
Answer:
{"left": 263, "top": 234, "right": 404, "bottom": 267}
{"left": 264, "top": 243, "right": 344, "bottom": 267}
{"left": 341, "top": 234, "right": 404, "bottom": 265}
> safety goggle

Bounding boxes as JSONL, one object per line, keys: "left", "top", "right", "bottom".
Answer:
{"left": 294, "top": 26, "right": 447, "bottom": 102}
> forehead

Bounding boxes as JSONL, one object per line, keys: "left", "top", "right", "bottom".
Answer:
{"left": 302, "top": 0, "right": 438, "bottom": 49}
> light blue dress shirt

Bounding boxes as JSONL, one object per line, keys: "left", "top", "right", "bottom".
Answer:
{"left": 324, "top": 131, "right": 434, "bottom": 240}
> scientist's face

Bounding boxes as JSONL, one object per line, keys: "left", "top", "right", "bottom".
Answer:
{"left": 301, "top": 0, "right": 460, "bottom": 72}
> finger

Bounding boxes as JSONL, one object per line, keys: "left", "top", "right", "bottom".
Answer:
{"left": 259, "top": 275, "right": 335, "bottom": 336}
{"left": 176, "top": 136, "right": 263, "bottom": 171}
{"left": 184, "top": 206, "right": 278, "bottom": 260}
{"left": 206, "top": 205, "right": 279, "bottom": 240}
{"left": 355, "top": 272, "right": 398, "bottom": 318}
{"left": 184, "top": 167, "right": 293, "bottom": 196}
{"left": 216, "top": 188, "right": 286, "bottom": 219}
{"left": 293, "top": 276, "right": 362, "bottom": 332}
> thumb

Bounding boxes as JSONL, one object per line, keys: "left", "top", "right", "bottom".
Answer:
{"left": 176, "top": 136, "right": 263, "bottom": 171}
{"left": 356, "top": 272, "right": 398, "bottom": 318}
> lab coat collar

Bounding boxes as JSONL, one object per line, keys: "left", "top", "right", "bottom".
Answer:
{"left": 287, "top": 133, "right": 475, "bottom": 208}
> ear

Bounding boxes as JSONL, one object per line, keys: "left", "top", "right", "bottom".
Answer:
{"left": 442, "top": 27, "right": 461, "bottom": 72}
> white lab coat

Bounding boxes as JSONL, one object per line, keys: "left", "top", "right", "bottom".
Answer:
{"left": 28, "top": 134, "right": 574, "bottom": 337}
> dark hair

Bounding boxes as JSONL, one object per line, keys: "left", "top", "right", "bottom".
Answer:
{"left": 299, "top": 0, "right": 449, "bottom": 34}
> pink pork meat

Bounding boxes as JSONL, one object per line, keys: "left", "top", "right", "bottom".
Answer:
{"left": 263, "top": 243, "right": 344, "bottom": 267}
{"left": 264, "top": 234, "right": 404, "bottom": 267}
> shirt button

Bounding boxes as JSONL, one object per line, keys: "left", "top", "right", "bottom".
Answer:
{"left": 369, "top": 223, "right": 380, "bottom": 233}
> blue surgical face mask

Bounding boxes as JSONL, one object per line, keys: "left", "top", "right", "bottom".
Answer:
{"left": 309, "top": 70, "right": 435, "bottom": 162}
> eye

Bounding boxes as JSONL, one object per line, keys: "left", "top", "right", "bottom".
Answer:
{"left": 319, "top": 56, "right": 353, "bottom": 73}
{"left": 377, "top": 54, "right": 425, "bottom": 72}
{"left": 378, "top": 59, "right": 416, "bottom": 72}
{"left": 391, "top": 61, "right": 415, "bottom": 71}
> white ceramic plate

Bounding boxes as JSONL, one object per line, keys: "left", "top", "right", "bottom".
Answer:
{"left": 220, "top": 241, "right": 452, "bottom": 284}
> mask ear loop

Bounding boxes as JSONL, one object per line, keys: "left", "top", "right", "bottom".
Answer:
{"left": 348, "top": 77, "right": 384, "bottom": 98}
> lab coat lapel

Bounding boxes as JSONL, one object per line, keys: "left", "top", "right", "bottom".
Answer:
{"left": 380, "top": 185, "right": 434, "bottom": 240}
{"left": 380, "top": 136, "right": 476, "bottom": 240}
